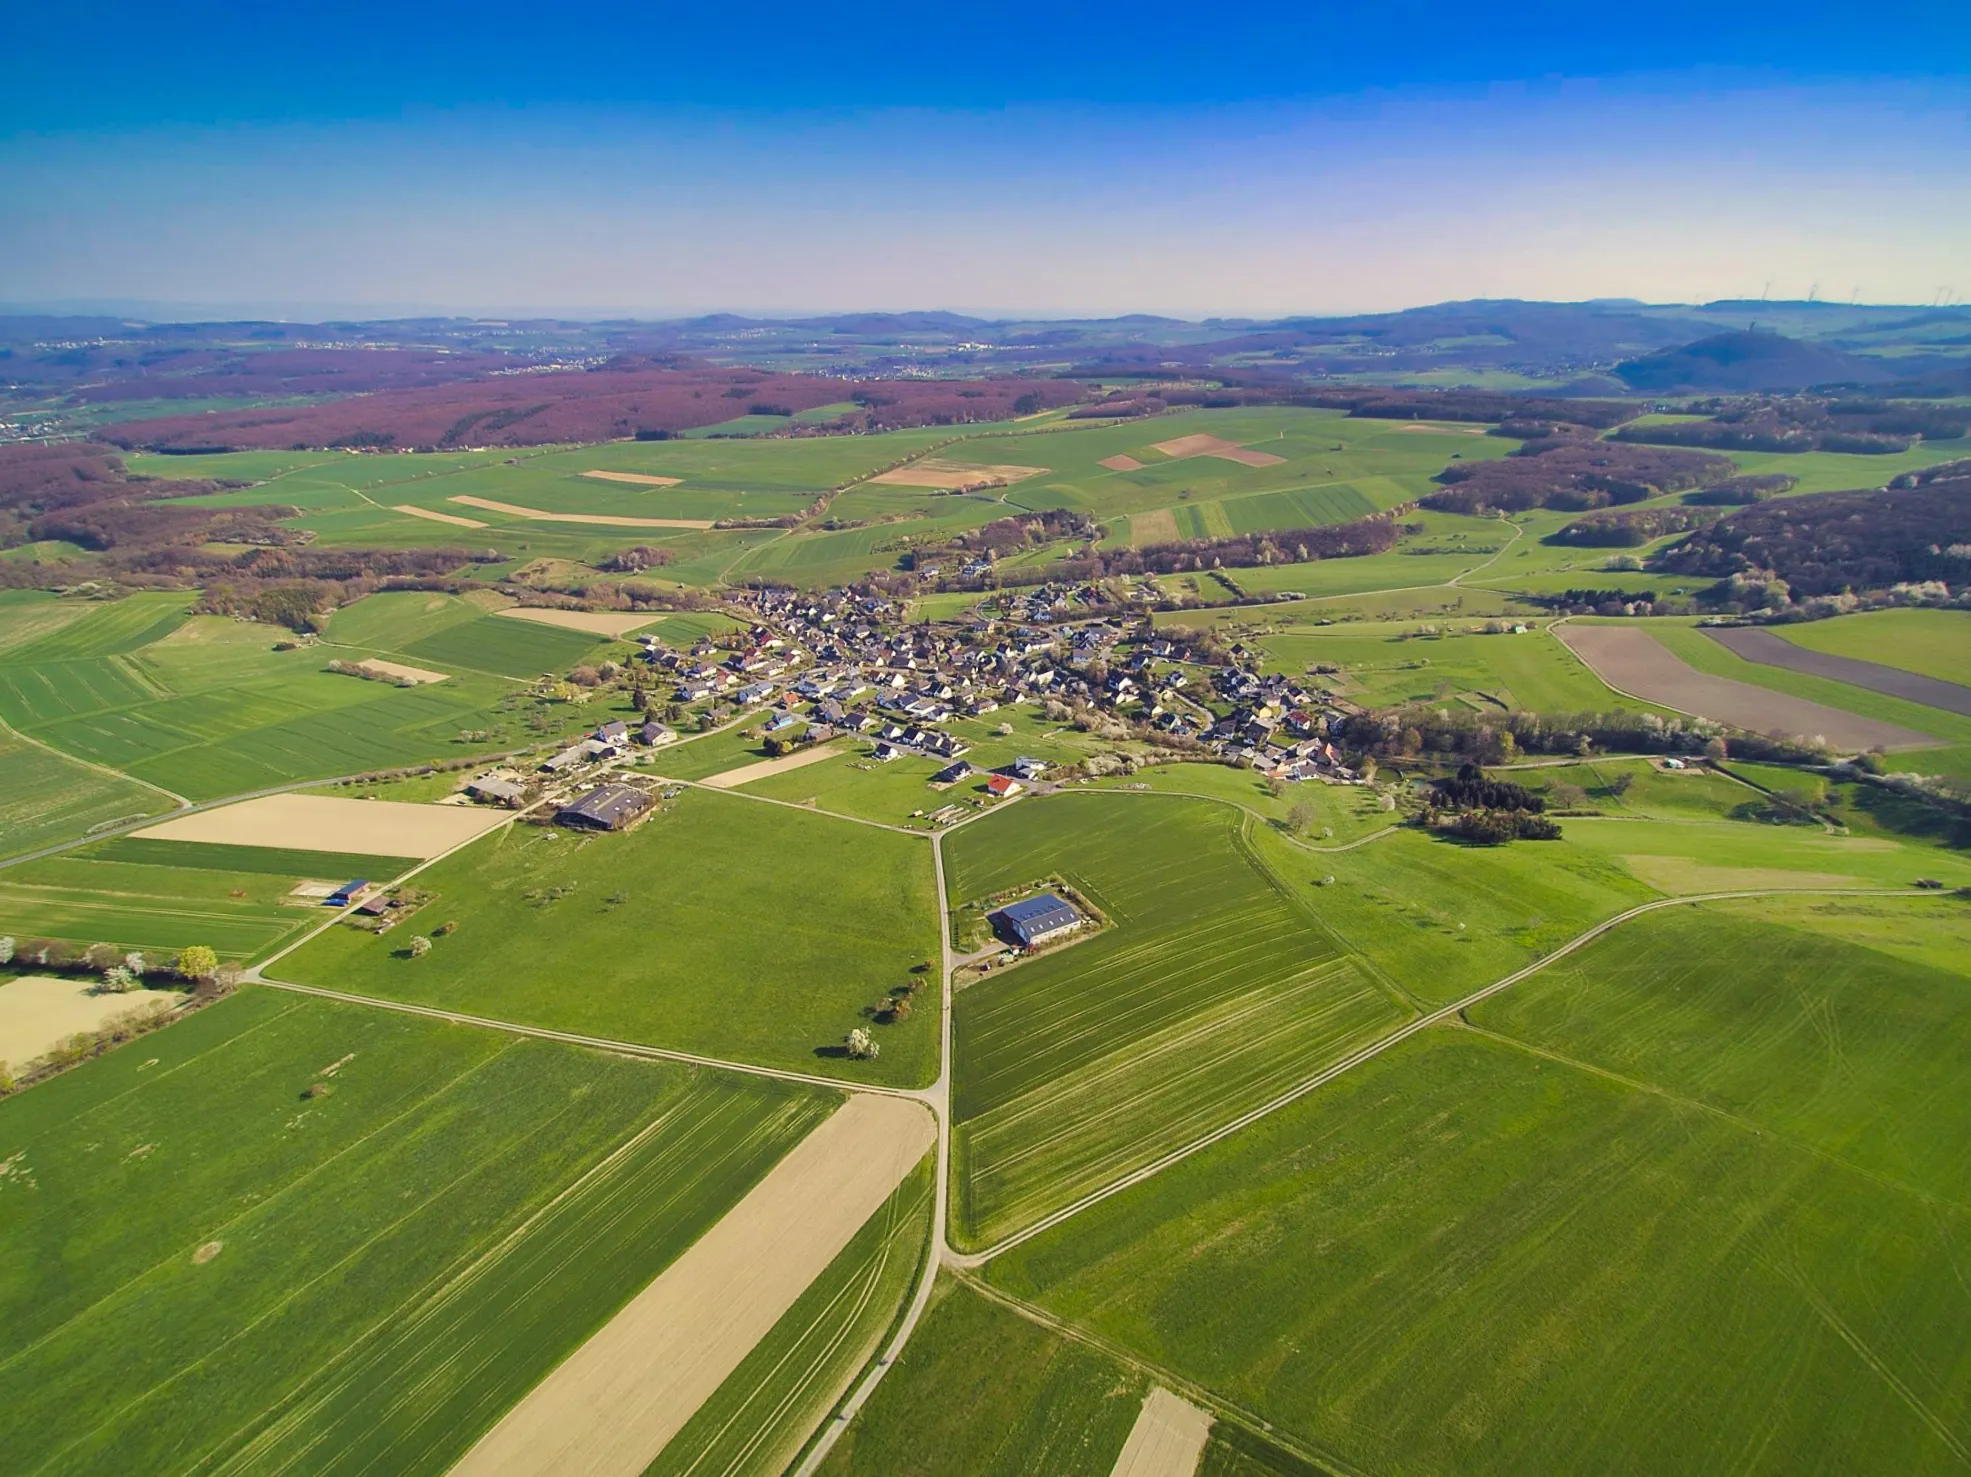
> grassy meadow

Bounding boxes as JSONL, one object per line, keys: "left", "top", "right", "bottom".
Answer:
{"left": 1770, "top": 607, "right": 1971, "bottom": 686}
{"left": 0, "top": 987, "right": 834, "bottom": 1475}
{"left": 276, "top": 786, "right": 943, "bottom": 1086}
{"left": 0, "top": 727, "right": 175, "bottom": 860}
{"left": 945, "top": 792, "right": 1408, "bottom": 1249}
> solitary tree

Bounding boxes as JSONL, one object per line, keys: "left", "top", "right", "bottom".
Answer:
{"left": 844, "top": 1027, "right": 880, "bottom": 1061}
{"left": 0, "top": 936, "right": 14, "bottom": 966}
{"left": 176, "top": 945, "right": 219, "bottom": 982}
{"left": 408, "top": 935, "right": 433, "bottom": 958}
{"left": 1288, "top": 799, "right": 1318, "bottom": 835}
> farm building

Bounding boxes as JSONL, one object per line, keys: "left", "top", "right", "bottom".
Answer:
{"left": 556, "top": 782, "right": 654, "bottom": 832}
{"left": 466, "top": 776, "right": 526, "bottom": 807}
{"left": 325, "top": 879, "right": 371, "bottom": 908}
{"left": 994, "top": 893, "right": 1082, "bottom": 949}
{"left": 985, "top": 774, "right": 1023, "bottom": 797}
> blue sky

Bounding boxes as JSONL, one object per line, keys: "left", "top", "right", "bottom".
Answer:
{"left": 3, "top": 1, "right": 1966, "bottom": 316}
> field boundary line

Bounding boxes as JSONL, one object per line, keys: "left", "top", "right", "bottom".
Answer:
{"left": 253, "top": 977, "right": 916, "bottom": 1099}
{"left": 790, "top": 828, "right": 957, "bottom": 1475}
{"left": 652, "top": 772, "right": 926, "bottom": 837}
{"left": 953, "top": 1273, "right": 1366, "bottom": 1477}
{"left": 0, "top": 712, "right": 191, "bottom": 809}
{"left": 950, "top": 886, "right": 1933, "bottom": 1267}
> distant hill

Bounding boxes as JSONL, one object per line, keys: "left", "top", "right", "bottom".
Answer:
{"left": 1614, "top": 330, "right": 1888, "bottom": 393}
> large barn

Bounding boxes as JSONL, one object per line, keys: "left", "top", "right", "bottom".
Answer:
{"left": 556, "top": 782, "right": 654, "bottom": 832}
{"left": 994, "top": 892, "right": 1082, "bottom": 949}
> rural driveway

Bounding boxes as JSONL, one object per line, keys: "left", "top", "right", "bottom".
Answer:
{"left": 1555, "top": 624, "right": 1935, "bottom": 751}
{"left": 1702, "top": 626, "right": 1971, "bottom": 718}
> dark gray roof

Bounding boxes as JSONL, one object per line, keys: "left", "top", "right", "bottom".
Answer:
{"left": 558, "top": 782, "right": 652, "bottom": 828}
{"left": 998, "top": 893, "right": 1078, "bottom": 937}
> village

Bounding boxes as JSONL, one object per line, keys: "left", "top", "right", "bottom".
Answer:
{"left": 447, "top": 579, "right": 1367, "bottom": 838}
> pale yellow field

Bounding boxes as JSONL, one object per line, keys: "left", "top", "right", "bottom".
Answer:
{"left": 356, "top": 658, "right": 449, "bottom": 684}
{"left": 580, "top": 470, "right": 683, "bottom": 487}
{"left": 136, "top": 794, "right": 506, "bottom": 858}
{"left": 1110, "top": 1388, "right": 1214, "bottom": 1477}
{"left": 1149, "top": 433, "right": 1285, "bottom": 467}
{"left": 448, "top": 496, "right": 714, "bottom": 530}
{"left": 447, "top": 1094, "right": 934, "bottom": 1477}
{"left": 496, "top": 608, "right": 658, "bottom": 638}
{"left": 0, "top": 976, "right": 179, "bottom": 1067}
{"left": 698, "top": 742, "right": 845, "bottom": 790}
{"left": 868, "top": 458, "right": 1048, "bottom": 489}
{"left": 394, "top": 504, "right": 489, "bottom": 528}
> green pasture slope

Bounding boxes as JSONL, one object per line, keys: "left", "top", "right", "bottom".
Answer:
{"left": 0, "top": 595, "right": 564, "bottom": 801}
{"left": 987, "top": 900, "right": 1971, "bottom": 1477}
{"left": 815, "top": 1277, "right": 1145, "bottom": 1477}
{"left": 653, "top": 1157, "right": 934, "bottom": 1477}
{"left": 277, "top": 786, "right": 942, "bottom": 1087}
{"left": 944, "top": 792, "right": 1408, "bottom": 1249}
{"left": 0, "top": 987, "right": 833, "bottom": 1476}
{"left": 81, "top": 836, "right": 419, "bottom": 879}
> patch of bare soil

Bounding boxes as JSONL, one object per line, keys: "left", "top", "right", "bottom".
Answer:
{"left": 448, "top": 496, "right": 714, "bottom": 530}
{"left": 137, "top": 793, "right": 505, "bottom": 858}
{"left": 580, "top": 470, "right": 683, "bottom": 487}
{"left": 1148, "top": 433, "right": 1285, "bottom": 467}
{"left": 1396, "top": 423, "right": 1488, "bottom": 435}
{"left": 697, "top": 742, "right": 844, "bottom": 790}
{"left": 394, "top": 504, "right": 489, "bottom": 528}
{"left": 1100, "top": 454, "right": 1147, "bottom": 472}
{"left": 495, "top": 608, "right": 659, "bottom": 638}
{"left": 1129, "top": 509, "right": 1179, "bottom": 547}
{"left": 0, "top": 977, "right": 178, "bottom": 1068}
{"left": 447, "top": 1095, "right": 934, "bottom": 1477}
{"left": 356, "top": 658, "right": 449, "bottom": 685}
{"left": 867, "top": 459, "right": 1049, "bottom": 490}
{"left": 1555, "top": 624, "right": 1935, "bottom": 751}
{"left": 1704, "top": 627, "right": 1971, "bottom": 719}
{"left": 193, "top": 1241, "right": 224, "bottom": 1264}
{"left": 1110, "top": 1387, "right": 1214, "bottom": 1477}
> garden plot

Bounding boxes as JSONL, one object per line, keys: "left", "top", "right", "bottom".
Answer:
{"left": 136, "top": 793, "right": 505, "bottom": 859}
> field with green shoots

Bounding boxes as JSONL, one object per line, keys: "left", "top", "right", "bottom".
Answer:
{"left": 945, "top": 792, "right": 1408, "bottom": 1249}
{"left": 277, "top": 786, "right": 942, "bottom": 1085}
{"left": 0, "top": 987, "right": 833, "bottom": 1475}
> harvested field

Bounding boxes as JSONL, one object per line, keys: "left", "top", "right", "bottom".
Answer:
{"left": 357, "top": 658, "right": 449, "bottom": 685}
{"left": 394, "top": 503, "right": 489, "bottom": 528}
{"left": 1555, "top": 624, "right": 1934, "bottom": 750}
{"left": 495, "top": 607, "right": 658, "bottom": 638}
{"left": 1149, "top": 433, "right": 1286, "bottom": 468}
{"left": 1111, "top": 1388, "right": 1213, "bottom": 1477}
{"left": 1705, "top": 626, "right": 1971, "bottom": 718}
{"left": 447, "top": 496, "right": 715, "bottom": 529}
{"left": 580, "top": 470, "right": 683, "bottom": 487}
{"left": 136, "top": 792, "right": 506, "bottom": 858}
{"left": 1100, "top": 454, "right": 1146, "bottom": 472}
{"left": 0, "top": 975, "right": 178, "bottom": 1065}
{"left": 698, "top": 741, "right": 845, "bottom": 790}
{"left": 449, "top": 1094, "right": 935, "bottom": 1477}
{"left": 867, "top": 458, "right": 1048, "bottom": 489}
{"left": 1397, "top": 423, "right": 1488, "bottom": 435}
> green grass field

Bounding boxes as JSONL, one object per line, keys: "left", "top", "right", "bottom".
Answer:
{"left": 652, "top": 1157, "right": 934, "bottom": 1477}
{"left": 815, "top": 1277, "right": 1144, "bottom": 1477}
{"left": 988, "top": 895, "right": 1971, "bottom": 1473}
{"left": 0, "top": 987, "right": 834, "bottom": 1475}
{"left": 944, "top": 793, "right": 1408, "bottom": 1249}
{"left": 80, "top": 836, "right": 420, "bottom": 879}
{"left": 276, "top": 787, "right": 942, "bottom": 1086}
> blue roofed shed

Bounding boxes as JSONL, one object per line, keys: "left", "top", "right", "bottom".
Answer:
{"left": 995, "top": 892, "right": 1082, "bottom": 948}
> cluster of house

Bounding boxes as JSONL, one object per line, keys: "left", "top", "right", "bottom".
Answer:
{"left": 538, "top": 717, "right": 676, "bottom": 777}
